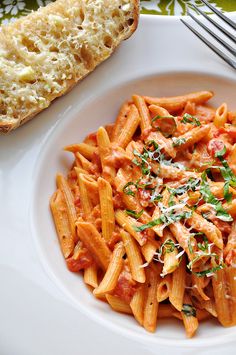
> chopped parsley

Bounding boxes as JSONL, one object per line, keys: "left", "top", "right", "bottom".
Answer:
{"left": 193, "top": 264, "right": 225, "bottom": 277}
{"left": 181, "top": 113, "right": 201, "bottom": 126}
{"left": 214, "top": 146, "right": 236, "bottom": 203}
{"left": 159, "top": 239, "right": 176, "bottom": 255}
{"left": 123, "top": 182, "right": 136, "bottom": 196}
{"left": 125, "top": 209, "right": 144, "bottom": 219}
{"left": 151, "top": 115, "right": 176, "bottom": 137}
{"left": 169, "top": 178, "right": 201, "bottom": 196}
{"left": 200, "top": 171, "right": 233, "bottom": 222}
{"left": 182, "top": 304, "right": 197, "bottom": 317}
{"left": 134, "top": 207, "right": 192, "bottom": 232}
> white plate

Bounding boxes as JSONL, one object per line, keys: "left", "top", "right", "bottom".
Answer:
{"left": 1, "top": 14, "right": 236, "bottom": 355}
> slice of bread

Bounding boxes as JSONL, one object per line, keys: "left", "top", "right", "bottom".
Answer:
{"left": 0, "top": 0, "right": 139, "bottom": 133}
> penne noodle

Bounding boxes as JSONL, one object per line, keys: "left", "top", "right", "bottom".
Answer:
{"left": 143, "top": 267, "right": 159, "bottom": 333}
{"left": 186, "top": 210, "right": 223, "bottom": 250}
{"left": 156, "top": 274, "right": 172, "bottom": 302}
{"left": 141, "top": 240, "right": 160, "bottom": 263}
{"left": 56, "top": 174, "right": 77, "bottom": 240}
{"left": 212, "top": 267, "right": 236, "bottom": 327}
{"left": 115, "top": 209, "right": 146, "bottom": 246}
{"left": 98, "top": 177, "right": 115, "bottom": 242}
{"left": 169, "top": 255, "right": 186, "bottom": 312}
{"left": 121, "top": 230, "right": 146, "bottom": 283}
{"left": 144, "top": 91, "right": 213, "bottom": 112}
{"left": 75, "top": 152, "right": 93, "bottom": 172}
{"left": 214, "top": 103, "right": 228, "bottom": 128}
{"left": 76, "top": 222, "right": 111, "bottom": 271}
{"left": 93, "top": 242, "right": 124, "bottom": 296}
{"left": 84, "top": 264, "right": 98, "bottom": 288}
{"left": 162, "top": 229, "right": 179, "bottom": 275}
{"left": 77, "top": 173, "right": 93, "bottom": 219}
{"left": 191, "top": 274, "right": 210, "bottom": 301}
{"left": 181, "top": 293, "right": 199, "bottom": 338}
{"left": 111, "top": 101, "right": 131, "bottom": 142}
{"left": 158, "top": 304, "right": 182, "bottom": 320}
{"left": 130, "top": 285, "right": 145, "bottom": 325}
{"left": 50, "top": 190, "right": 75, "bottom": 258}
{"left": 149, "top": 104, "right": 172, "bottom": 117}
{"left": 106, "top": 294, "right": 132, "bottom": 314}
{"left": 97, "top": 126, "right": 116, "bottom": 180}
{"left": 147, "top": 130, "right": 176, "bottom": 158}
{"left": 132, "top": 94, "right": 151, "bottom": 134}
{"left": 64, "top": 143, "right": 97, "bottom": 160}
{"left": 173, "top": 124, "right": 211, "bottom": 150}
{"left": 114, "top": 104, "right": 140, "bottom": 148}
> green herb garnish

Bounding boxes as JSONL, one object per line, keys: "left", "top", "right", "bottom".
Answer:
{"left": 182, "top": 304, "right": 197, "bottom": 317}
{"left": 214, "top": 147, "right": 236, "bottom": 203}
{"left": 169, "top": 178, "right": 201, "bottom": 196}
{"left": 125, "top": 209, "right": 144, "bottom": 219}
{"left": 123, "top": 182, "right": 136, "bottom": 196}
{"left": 193, "top": 264, "right": 225, "bottom": 277}
{"left": 200, "top": 171, "right": 233, "bottom": 222}
{"left": 151, "top": 115, "right": 176, "bottom": 137}
{"left": 159, "top": 239, "right": 176, "bottom": 255}
{"left": 181, "top": 113, "right": 201, "bottom": 126}
{"left": 134, "top": 208, "right": 192, "bottom": 232}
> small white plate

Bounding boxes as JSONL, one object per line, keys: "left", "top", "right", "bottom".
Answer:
{"left": 1, "top": 14, "right": 236, "bottom": 355}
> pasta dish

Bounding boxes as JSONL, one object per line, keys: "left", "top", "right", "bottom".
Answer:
{"left": 50, "top": 90, "right": 236, "bottom": 337}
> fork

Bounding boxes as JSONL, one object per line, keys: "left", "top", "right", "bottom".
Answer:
{"left": 180, "top": 0, "right": 236, "bottom": 70}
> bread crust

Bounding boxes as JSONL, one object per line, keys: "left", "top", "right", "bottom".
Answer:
{"left": 0, "top": 0, "right": 139, "bottom": 133}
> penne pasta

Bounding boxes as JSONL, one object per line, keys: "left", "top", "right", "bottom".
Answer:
{"left": 111, "top": 101, "right": 131, "bottom": 142}
{"left": 106, "top": 294, "right": 132, "bottom": 314}
{"left": 169, "top": 256, "right": 186, "bottom": 312}
{"left": 181, "top": 293, "right": 199, "bottom": 338}
{"left": 144, "top": 91, "right": 213, "bottom": 112}
{"left": 114, "top": 104, "right": 140, "bottom": 148}
{"left": 132, "top": 94, "right": 151, "bottom": 134}
{"left": 64, "top": 143, "right": 97, "bottom": 160}
{"left": 98, "top": 177, "right": 115, "bottom": 242}
{"left": 56, "top": 174, "right": 77, "bottom": 240}
{"left": 77, "top": 173, "right": 94, "bottom": 219}
{"left": 97, "top": 126, "right": 116, "bottom": 180}
{"left": 121, "top": 230, "right": 146, "bottom": 283}
{"left": 50, "top": 190, "right": 75, "bottom": 258}
{"left": 143, "top": 267, "right": 159, "bottom": 333}
{"left": 156, "top": 274, "right": 172, "bottom": 302}
{"left": 94, "top": 242, "right": 124, "bottom": 296}
{"left": 76, "top": 222, "right": 111, "bottom": 271}
{"left": 214, "top": 103, "right": 228, "bottom": 128}
{"left": 130, "top": 285, "right": 145, "bottom": 325}
{"left": 115, "top": 209, "right": 146, "bottom": 246}
{"left": 51, "top": 91, "right": 236, "bottom": 338}
{"left": 84, "top": 264, "right": 98, "bottom": 288}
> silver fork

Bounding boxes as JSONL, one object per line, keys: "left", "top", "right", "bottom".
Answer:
{"left": 181, "top": 0, "right": 236, "bottom": 70}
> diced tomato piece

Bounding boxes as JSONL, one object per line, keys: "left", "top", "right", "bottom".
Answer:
{"left": 66, "top": 251, "right": 93, "bottom": 272}
{"left": 207, "top": 139, "right": 226, "bottom": 157}
{"left": 113, "top": 269, "right": 136, "bottom": 303}
{"left": 74, "top": 197, "right": 81, "bottom": 208}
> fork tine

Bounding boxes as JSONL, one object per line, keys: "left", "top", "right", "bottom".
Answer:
{"left": 187, "top": 9, "right": 236, "bottom": 56}
{"left": 200, "top": 0, "right": 236, "bottom": 30}
{"left": 180, "top": 18, "right": 236, "bottom": 70}
{"left": 191, "top": 3, "right": 236, "bottom": 43}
